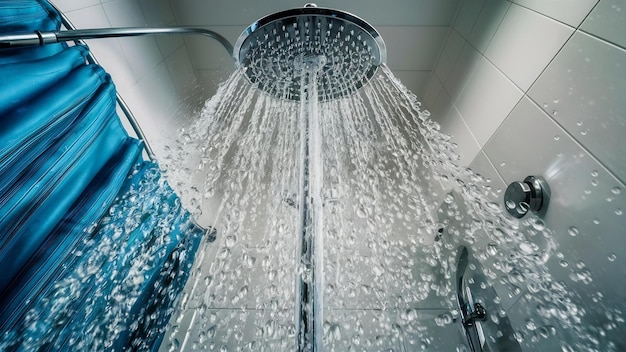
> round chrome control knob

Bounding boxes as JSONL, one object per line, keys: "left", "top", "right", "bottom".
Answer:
{"left": 504, "top": 176, "right": 545, "bottom": 218}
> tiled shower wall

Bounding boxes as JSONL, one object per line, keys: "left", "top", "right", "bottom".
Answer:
{"left": 52, "top": 0, "right": 201, "bottom": 157}
{"left": 422, "top": 0, "right": 626, "bottom": 347}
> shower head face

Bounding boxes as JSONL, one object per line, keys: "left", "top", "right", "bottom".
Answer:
{"left": 234, "top": 6, "right": 387, "bottom": 101}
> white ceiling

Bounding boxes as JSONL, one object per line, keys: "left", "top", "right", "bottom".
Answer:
{"left": 168, "top": 0, "right": 462, "bottom": 97}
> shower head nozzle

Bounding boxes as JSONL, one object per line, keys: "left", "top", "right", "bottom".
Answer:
{"left": 234, "top": 5, "right": 387, "bottom": 101}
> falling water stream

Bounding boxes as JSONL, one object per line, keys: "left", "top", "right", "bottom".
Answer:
{"left": 0, "top": 6, "right": 622, "bottom": 351}
{"left": 0, "top": 56, "right": 618, "bottom": 352}
{"left": 158, "top": 57, "right": 619, "bottom": 351}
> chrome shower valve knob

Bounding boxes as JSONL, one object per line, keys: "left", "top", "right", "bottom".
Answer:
{"left": 504, "top": 175, "right": 549, "bottom": 218}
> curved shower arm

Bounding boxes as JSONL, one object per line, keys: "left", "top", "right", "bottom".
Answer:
{"left": 0, "top": 27, "right": 234, "bottom": 57}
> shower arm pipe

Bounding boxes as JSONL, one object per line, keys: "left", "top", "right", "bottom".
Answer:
{"left": 0, "top": 27, "right": 234, "bottom": 57}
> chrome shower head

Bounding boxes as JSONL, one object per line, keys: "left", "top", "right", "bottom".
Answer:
{"left": 233, "top": 4, "right": 387, "bottom": 101}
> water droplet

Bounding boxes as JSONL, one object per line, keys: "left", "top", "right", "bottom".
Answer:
{"left": 591, "top": 170, "right": 599, "bottom": 177}
{"left": 611, "top": 186, "right": 621, "bottom": 195}
{"left": 567, "top": 226, "right": 579, "bottom": 237}
{"left": 356, "top": 205, "right": 368, "bottom": 218}
{"left": 519, "top": 202, "right": 530, "bottom": 213}
{"left": 519, "top": 241, "right": 536, "bottom": 255}
{"left": 554, "top": 135, "right": 560, "bottom": 141}
{"left": 500, "top": 162, "right": 507, "bottom": 167}
{"left": 576, "top": 121, "right": 584, "bottom": 126}
{"left": 553, "top": 99, "right": 560, "bottom": 104}
{"left": 217, "top": 248, "right": 231, "bottom": 259}
{"left": 608, "top": 253, "right": 617, "bottom": 262}
{"left": 526, "top": 319, "right": 537, "bottom": 331}
{"left": 580, "top": 129, "right": 588, "bottom": 136}
{"left": 615, "top": 208, "right": 623, "bottom": 216}
{"left": 486, "top": 243, "right": 498, "bottom": 256}
{"left": 532, "top": 219, "right": 546, "bottom": 231}
{"left": 591, "top": 179, "right": 599, "bottom": 187}
{"left": 560, "top": 260, "right": 569, "bottom": 267}
{"left": 593, "top": 218, "right": 600, "bottom": 225}
{"left": 225, "top": 235, "right": 237, "bottom": 248}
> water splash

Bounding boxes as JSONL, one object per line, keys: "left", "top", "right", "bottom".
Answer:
{"left": 0, "top": 163, "right": 203, "bottom": 351}
{"left": 161, "top": 65, "right": 616, "bottom": 351}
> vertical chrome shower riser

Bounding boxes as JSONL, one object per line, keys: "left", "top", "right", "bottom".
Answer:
{"left": 294, "top": 54, "right": 325, "bottom": 351}
{"left": 234, "top": 5, "right": 387, "bottom": 350}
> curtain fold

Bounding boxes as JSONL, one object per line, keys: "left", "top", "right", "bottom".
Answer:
{"left": 0, "top": 1, "right": 204, "bottom": 350}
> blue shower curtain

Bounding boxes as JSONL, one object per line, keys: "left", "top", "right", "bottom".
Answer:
{"left": 0, "top": 1, "right": 205, "bottom": 350}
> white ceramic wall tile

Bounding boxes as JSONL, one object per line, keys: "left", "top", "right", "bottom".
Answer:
{"left": 469, "top": 151, "right": 507, "bottom": 202}
{"left": 185, "top": 26, "right": 242, "bottom": 70}
{"left": 51, "top": 0, "right": 100, "bottom": 12}
{"left": 123, "top": 61, "right": 179, "bottom": 144}
{"left": 100, "top": 0, "right": 165, "bottom": 82}
{"left": 453, "top": 0, "right": 486, "bottom": 39}
{"left": 432, "top": 90, "right": 481, "bottom": 166}
{"left": 324, "top": 309, "right": 467, "bottom": 351}
{"left": 455, "top": 55, "right": 523, "bottom": 146}
{"left": 392, "top": 70, "right": 431, "bottom": 97}
{"left": 117, "top": 36, "right": 163, "bottom": 83}
{"left": 422, "top": 74, "right": 443, "bottom": 111}
{"left": 377, "top": 26, "right": 449, "bottom": 71}
{"left": 483, "top": 97, "right": 626, "bottom": 318}
{"left": 434, "top": 29, "right": 465, "bottom": 84}
{"left": 137, "top": 0, "right": 174, "bottom": 26}
{"left": 155, "top": 27, "right": 184, "bottom": 59}
{"left": 468, "top": 0, "right": 511, "bottom": 54}
{"left": 101, "top": 0, "right": 146, "bottom": 27}
{"left": 504, "top": 294, "right": 564, "bottom": 351}
{"left": 485, "top": 3, "right": 574, "bottom": 91}
{"left": 582, "top": 0, "right": 626, "bottom": 49}
{"left": 166, "top": 45, "right": 198, "bottom": 98}
{"left": 444, "top": 41, "right": 481, "bottom": 103}
{"left": 529, "top": 32, "right": 626, "bottom": 183}
{"left": 196, "top": 69, "right": 237, "bottom": 99}
{"left": 88, "top": 39, "right": 136, "bottom": 89}
{"left": 158, "top": 308, "right": 261, "bottom": 351}
{"left": 63, "top": 3, "right": 110, "bottom": 28}
{"left": 430, "top": 86, "right": 455, "bottom": 127}
{"left": 512, "top": 0, "right": 598, "bottom": 27}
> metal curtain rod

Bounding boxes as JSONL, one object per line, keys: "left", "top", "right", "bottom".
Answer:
{"left": 0, "top": 27, "right": 234, "bottom": 56}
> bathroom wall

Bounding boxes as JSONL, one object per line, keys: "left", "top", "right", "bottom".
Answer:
{"left": 52, "top": 0, "right": 202, "bottom": 158}
{"left": 168, "top": 0, "right": 462, "bottom": 100}
{"left": 422, "top": 0, "right": 626, "bottom": 348}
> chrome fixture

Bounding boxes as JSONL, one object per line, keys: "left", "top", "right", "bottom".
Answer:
{"left": 455, "top": 246, "right": 523, "bottom": 352}
{"left": 504, "top": 175, "right": 550, "bottom": 218}
{"left": 456, "top": 246, "right": 488, "bottom": 352}
{"left": 233, "top": 5, "right": 386, "bottom": 351}
{"left": 0, "top": 27, "right": 233, "bottom": 56}
{"left": 233, "top": 4, "right": 387, "bottom": 101}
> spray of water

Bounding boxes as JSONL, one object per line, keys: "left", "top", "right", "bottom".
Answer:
{"left": 161, "top": 62, "right": 614, "bottom": 351}
{"left": 0, "top": 162, "right": 204, "bottom": 351}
